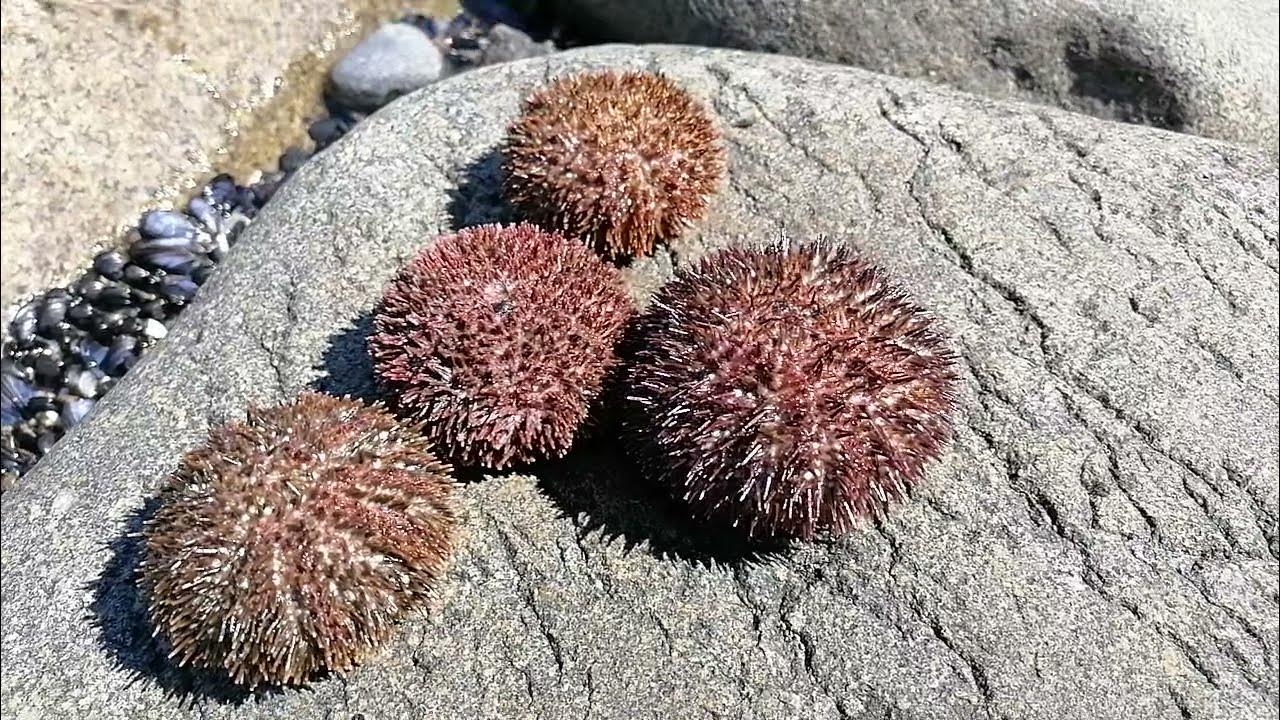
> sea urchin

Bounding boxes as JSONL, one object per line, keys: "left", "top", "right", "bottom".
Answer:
{"left": 369, "top": 223, "right": 633, "bottom": 469}
{"left": 139, "top": 391, "right": 458, "bottom": 688}
{"left": 624, "top": 242, "right": 957, "bottom": 540}
{"left": 505, "top": 70, "right": 726, "bottom": 259}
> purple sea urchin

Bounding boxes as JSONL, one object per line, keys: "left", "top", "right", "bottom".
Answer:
{"left": 139, "top": 392, "right": 458, "bottom": 688}
{"left": 624, "top": 242, "right": 958, "bottom": 540}
{"left": 505, "top": 70, "right": 726, "bottom": 259}
{"left": 369, "top": 223, "right": 633, "bottom": 468}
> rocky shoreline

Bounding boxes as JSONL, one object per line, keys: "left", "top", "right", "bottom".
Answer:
{"left": 1, "top": 6, "right": 555, "bottom": 486}
{"left": 2, "top": 44, "right": 1274, "bottom": 720}
{"left": 0, "top": 3, "right": 1276, "bottom": 719}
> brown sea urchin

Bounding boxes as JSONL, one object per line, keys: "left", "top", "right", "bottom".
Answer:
{"left": 624, "top": 242, "right": 958, "bottom": 540}
{"left": 505, "top": 70, "right": 726, "bottom": 259}
{"left": 139, "top": 391, "right": 458, "bottom": 688}
{"left": 369, "top": 223, "right": 632, "bottom": 468}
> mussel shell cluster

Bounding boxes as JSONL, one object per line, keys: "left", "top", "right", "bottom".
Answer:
{"left": 1, "top": 175, "right": 260, "bottom": 486}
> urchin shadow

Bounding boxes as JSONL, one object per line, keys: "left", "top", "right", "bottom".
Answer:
{"left": 307, "top": 311, "right": 503, "bottom": 485}
{"left": 311, "top": 311, "right": 380, "bottom": 404}
{"left": 444, "top": 145, "right": 648, "bottom": 272}
{"left": 447, "top": 146, "right": 515, "bottom": 231}
{"left": 536, "top": 323, "right": 790, "bottom": 568}
{"left": 302, "top": 259, "right": 782, "bottom": 564}
{"left": 535, "top": 433, "right": 790, "bottom": 569}
{"left": 87, "top": 500, "right": 293, "bottom": 705}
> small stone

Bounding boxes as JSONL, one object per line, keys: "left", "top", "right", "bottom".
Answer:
{"left": 307, "top": 117, "right": 348, "bottom": 148}
{"left": 476, "top": 23, "right": 554, "bottom": 65}
{"left": 278, "top": 147, "right": 311, "bottom": 174}
{"left": 142, "top": 319, "right": 168, "bottom": 340}
{"left": 328, "top": 23, "right": 445, "bottom": 112}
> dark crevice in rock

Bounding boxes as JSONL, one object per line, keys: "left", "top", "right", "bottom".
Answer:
{"left": 1064, "top": 29, "right": 1187, "bottom": 132}
{"left": 984, "top": 36, "right": 1039, "bottom": 92}
{"left": 926, "top": 616, "right": 998, "bottom": 716}
{"left": 874, "top": 78, "right": 1274, "bottom": 709}
{"left": 492, "top": 522, "right": 570, "bottom": 680}
{"left": 780, "top": 614, "right": 854, "bottom": 719}
{"left": 884, "top": 85, "right": 1275, "bottom": 567}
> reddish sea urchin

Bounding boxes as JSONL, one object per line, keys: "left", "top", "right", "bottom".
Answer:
{"left": 624, "top": 242, "right": 958, "bottom": 540}
{"left": 369, "top": 223, "right": 633, "bottom": 469}
{"left": 505, "top": 70, "right": 726, "bottom": 259}
{"left": 139, "top": 391, "right": 458, "bottom": 688}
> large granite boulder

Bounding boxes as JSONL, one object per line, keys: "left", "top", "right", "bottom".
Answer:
{"left": 550, "top": 0, "right": 1280, "bottom": 157}
{"left": 2, "top": 44, "right": 1276, "bottom": 719}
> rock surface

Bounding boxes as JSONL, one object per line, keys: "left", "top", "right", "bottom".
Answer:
{"left": 328, "top": 22, "right": 445, "bottom": 112}
{"left": 551, "top": 0, "right": 1280, "bottom": 157}
{"left": 2, "top": 45, "right": 1277, "bottom": 719}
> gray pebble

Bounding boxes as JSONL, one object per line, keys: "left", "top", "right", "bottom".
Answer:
{"left": 278, "top": 147, "right": 310, "bottom": 173}
{"left": 476, "top": 23, "right": 555, "bottom": 65}
{"left": 308, "top": 117, "right": 348, "bottom": 148}
{"left": 328, "top": 23, "right": 445, "bottom": 112}
{"left": 142, "top": 319, "right": 168, "bottom": 340}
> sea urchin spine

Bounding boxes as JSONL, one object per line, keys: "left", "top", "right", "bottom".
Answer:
{"left": 139, "top": 391, "right": 458, "bottom": 688}
{"left": 623, "top": 242, "right": 958, "bottom": 539}
{"left": 505, "top": 70, "right": 726, "bottom": 259}
{"left": 369, "top": 223, "right": 633, "bottom": 469}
